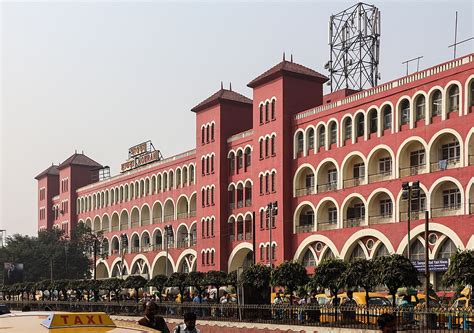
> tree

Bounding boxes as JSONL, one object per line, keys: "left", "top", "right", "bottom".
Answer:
{"left": 186, "top": 272, "right": 206, "bottom": 302}
{"left": 205, "top": 270, "right": 227, "bottom": 291}
{"left": 442, "top": 249, "right": 474, "bottom": 289}
{"left": 100, "top": 278, "right": 123, "bottom": 303}
{"left": 239, "top": 264, "right": 271, "bottom": 303}
{"left": 51, "top": 279, "right": 71, "bottom": 301}
{"left": 342, "top": 259, "right": 377, "bottom": 305}
{"left": 166, "top": 273, "right": 188, "bottom": 303}
{"left": 34, "top": 280, "right": 51, "bottom": 301}
{"left": 374, "top": 254, "right": 420, "bottom": 307}
{"left": 146, "top": 275, "right": 168, "bottom": 303}
{"left": 123, "top": 275, "right": 147, "bottom": 303}
{"left": 271, "top": 261, "right": 309, "bottom": 304}
{"left": 311, "top": 259, "right": 347, "bottom": 306}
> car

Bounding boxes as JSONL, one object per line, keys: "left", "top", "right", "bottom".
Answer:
{"left": 0, "top": 304, "right": 10, "bottom": 315}
{"left": 0, "top": 311, "right": 162, "bottom": 332}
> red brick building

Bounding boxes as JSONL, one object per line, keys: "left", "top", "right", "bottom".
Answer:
{"left": 36, "top": 53, "right": 474, "bottom": 290}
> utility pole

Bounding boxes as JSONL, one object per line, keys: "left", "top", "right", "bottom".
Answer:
{"left": 165, "top": 225, "right": 171, "bottom": 276}
{"left": 266, "top": 202, "right": 278, "bottom": 268}
{"left": 402, "top": 181, "right": 420, "bottom": 260}
{"left": 424, "top": 210, "right": 430, "bottom": 310}
{"left": 252, "top": 211, "right": 256, "bottom": 265}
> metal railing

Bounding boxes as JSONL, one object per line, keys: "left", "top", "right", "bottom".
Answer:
{"left": 431, "top": 205, "right": 463, "bottom": 218}
{"left": 399, "top": 164, "right": 427, "bottom": 177}
{"left": 153, "top": 244, "right": 163, "bottom": 251}
{"left": 399, "top": 210, "right": 425, "bottom": 221}
{"left": 131, "top": 246, "right": 140, "bottom": 253}
{"left": 177, "top": 212, "right": 189, "bottom": 219}
{"left": 368, "top": 214, "right": 393, "bottom": 225}
{"left": 317, "top": 220, "right": 337, "bottom": 231}
{"left": 141, "top": 244, "right": 153, "bottom": 253}
{"left": 317, "top": 182, "right": 337, "bottom": 193}
{"left": 189, "top": 211, "right": 196, "bottom": 217}
{"left": 5, "top": 301, "right": 474, "bottom": 331}
{"left": 152, "top": 217, "right": 162, "bottom": 224}
{"left": 295, "top": 224, "right": 314, "bottom": 233}
{"left": 131, "top": 221, "right": 139, "bottom": 227}
{"left": 343, "top": 217, "right": 363, "bottom": 228}
{"left": 176, "top": 241, "right": 189, "bottom": 249}
{"left": 430, "top": 157, "right": 461, "bottom": 172}
{"left": 368, "top": 171, "right": 392, "bottom": 183}
{"left": 343, "top": 177, "right": 365, "bottom": 188}
{"left": 295, "top": 187, "right": 315, "bottom": 197}
{"left": 163, "top": 215, "right": 174, "bottom": 222}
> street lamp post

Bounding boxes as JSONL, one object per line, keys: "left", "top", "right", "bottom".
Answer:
{"left": 119, "top": 233, "right": 128, "bottom": 279}
{"left": 165, "top": 225, "right": 172, "bottom": 276}
{"left": 265, "top": 202, "right": 278, "bottom": 268}
{"left": 402, "top": 181, "right": 420, "bottom": 260}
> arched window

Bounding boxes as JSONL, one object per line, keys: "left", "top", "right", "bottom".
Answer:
{"left": 229, "top": 153, "right": 235, "bottom": 174}
{"left": 415, "top": 95, "right": 425, "bottom": 121}
{"left": 349, "top": 243, "right": 366, "bottom": 262}
{"left": 448, "top": 85, "right": 459, "bottom": 113}
{"left": 211, "top": 123, "right": 215, "bottom": 141}
{"left": 382, "top": 105, "right": 392, "bottom": 130}
{"left": 271, "top": 100, "right": 276, "bottom": 120}
{"left": 265, "top": 102, "right": 270, "bottom": 122}
{"left": 271, "top": 172, "right": 276, "bottom": 192}
{"left": 259, "top": 140, "right": 264, "bottom": 159}
{"left": 355, "top": 114, "right": 364, "bottom": 138}
{"left": 318, "top": 126, "right": 325, "bottom": 149}
{"left": 201, "top": 159, "right": 205, "bottom": 176}
{"left": 259, "top": 175, "right": 263, "bottom": 194}
{"left": 237, "top": 151, "right": 243, "bottom": 169}
{"left": 329, "top": 122, "right": 337, "bottom": 145}
{"left": 265, "top": 138, "right": 269, "bottom": 157}
{"left": 205, "top": 158, "right": 210, "bottom": 175}
{"left": 271, "top": 136, "right": 275, "bottom": 155}
{"left": 260, "top": 246, "right": 264, "bottom": 260}
{"left": 431, "top": 90, "right": 442, "bottom": 116}
{"left": 259, "top": 105, "right": 264, "bottom": 124}
{"left": 201, "top": 220, "right": 206, "bottom": 238}
{"left": 244, "top": 148, "right": 251, "bottom": 167}
{"left": 211, "top": 155, "right": 214, "bottom": 173}
{"left": 302, "top": 249, "right": 316, "bottom": 267}
{"left": 344, "top": 118, "right": 352, "bottom": 140}
{"left": 206, "top": 126, "right": 210, "bottom": 143}
{"left": 211, "top": 187, "right": 215, "bottom": 205}
{"left": 296, "top": 132, "right": 304, "bottom": 154}
{"left": 265, "top": 174, "right": 269, "bottom": 193}
{"left": 368, "top": 109, "right": 377, "bottom": 134}
{"left": 201, "top": 127, "right": 205, "bottom": 144}
{"left": 189, "top": 165, "right": 195, "bottom": 183}
{"left": 400, "top": 99, "right": 410, "bottom": 125}
{"left": 201, "top": 189, "right": 205, "bottom": 208}
{"left": 210, "top": 218, "right": 214, "bottom": 236}
{"left": 307, "top": 128, "right": 315, "bottom": 150}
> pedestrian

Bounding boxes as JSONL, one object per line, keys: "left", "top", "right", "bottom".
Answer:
{"left": 377, "top": 313, "right": 397, "bottom": 333}
{"left": 173, "top": 312, "right": 201, "bottom": 333}
{"left": 273, "top": 292, "right": 283, "bottom": 319}
{"left": 138, "top": 300, "right": 170, "bottom": 333}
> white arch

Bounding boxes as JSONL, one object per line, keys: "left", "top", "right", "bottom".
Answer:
{"left": 150, "top": 251, "right": 176, "bottom": 275}
{"left": 293, "top": 129, "right": 305, "bottom": 158}
{"left": 293, "top": 234, "right": 340, "bottom": 262}
{"left": 227, "top": 242, "right": 253, "bottom": 272}
{"left": 464, "top": 74, "right": 474, "bottom": 115}
{"left": 465, "top": 127, "right": 474, "bottom": 167}
{"left": 395, "top": 136, "right": 429, "bottom": 178}
{"left": 427, "top": 128, "right": 464, "bottom": 167}
{"left": 444, "top": 80, "right": 463, "bottom": 118}
{"left": 129, "top": 254, "right": 151, "bottom": 273}
{"left": 315, "top": 157, "right": 340, "bottom": 189}
{"left": 327, "top": 117, "right": 339, "bottom": 148}
{"left": 340, "top": 229, "right": 395, "bottom": 261}
{"left": 396, "top": 223, "right": 465, "bottom": 257}
{"left": 293, "top": 201, "right": 316, "bottom": 233}
{"left": 466, "top": 177, "right": 474, "bottom": 213}
{"left": 395, "top": 95, "right": 412, "bottom": 132}
{"left": 394, "top": 182, "right": 429, "bottom": 222}
{"left": 292, "top": 163, "right": 316, "bottom": 197}
{"left": 367, "top": 188, "right": 396, "bottom": 224}
{"left": 340, "top": 113, "right": 354, "bottom": 145}
{"left": 341, "top": 193, "right": 368, "bottom": 227}
{"left": 95, "top": 259, "right": 111, "bottom": 278}
{"left": 110, "top": 257, "right": 130, "bottom": 276}
{"left": 367, "top": 144, "right": 396, "bottom": 171}
{"left": 428, "top": 176, "right": 465, "bottom": 213}
{"left": 175, "top": 249, "right": 198, "bottom": 272}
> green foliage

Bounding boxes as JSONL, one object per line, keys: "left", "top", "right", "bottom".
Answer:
{"left": 226, "top": 270, "right": 237, "bottom": 288}
{"left": 342, "top": 259, "right": 377, "bottom": 291}
{"left": 239, "top": 264, "right": 271, "bottom": 290}
{"left": 311, "top": 259, "right": 347, "bottom": 302}
{"left": 186, "top": 272, "right": 206, "bottom": 302}
{"left": 442, "top": 249, "right": 474, "bottom": 288}
{"left": 0, "top": 229, "right": 91, "bottom": 282}
{"left": 205, "top": 270, "right": 228, "bottom": 289}
{"left": 373, "top": 254, "right": 420, "bottom": 307}
{"left": 123, "top": 275, "right": 147, "bottom": 303}
{"left": 271, "top": 261, "right": 308, "bottom": 304}
{"left": 166, "top": 272, "right": 188, "bottom": 302}
{"left": 147, "top": 275, "right": 168, "bottom": 302}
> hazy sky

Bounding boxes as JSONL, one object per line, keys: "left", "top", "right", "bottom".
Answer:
{"left": 1, "top": 1, "right": 473, "bottom": 236}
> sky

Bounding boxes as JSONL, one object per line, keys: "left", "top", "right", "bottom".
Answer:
{"left": 1, "top": 1, "right": 473, "bottom": 236}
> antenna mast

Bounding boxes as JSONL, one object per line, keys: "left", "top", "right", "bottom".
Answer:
{"left": 326, "top": 2, "right": 381, "bottom": 92}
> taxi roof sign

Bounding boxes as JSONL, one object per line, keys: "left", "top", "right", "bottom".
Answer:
{"left": 41, "top": 312, "right": 116, "bottom": 329}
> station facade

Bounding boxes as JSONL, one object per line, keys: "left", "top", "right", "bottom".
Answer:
{"left": 36, "top": 53, "right": 474, "bottom": 290}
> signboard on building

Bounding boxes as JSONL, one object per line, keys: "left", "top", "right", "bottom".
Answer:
{"left": 120, "top": 141, "right": 162, "bottom": 173}
{"left": 412, "top": 259, "right": 449, "bottom": 272}
{"left": 3, "top": 262, "right": 24, "bottom": 285}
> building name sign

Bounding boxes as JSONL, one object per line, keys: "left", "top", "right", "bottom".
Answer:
{"left": 121, "top": 141, "right": 161, "bottom": 173}
{"left": 412, "top": 259, "right": 449, "bottom": 272}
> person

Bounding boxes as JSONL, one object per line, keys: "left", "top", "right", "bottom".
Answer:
{"left": 138, "top": 301, "right": 170, "bottom": 333}
{"left": 377, "top": 313, "right": 397, "bottom": 333}
{"left": 173, "top": 312, "right": 201, "bottom": 333}
{"left": 273, "top": 293, "right": 283, "bottom": 319}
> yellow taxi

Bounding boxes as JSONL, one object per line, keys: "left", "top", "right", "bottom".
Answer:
{"left": 0, "top": 311, "right": 161, "bottom": 332}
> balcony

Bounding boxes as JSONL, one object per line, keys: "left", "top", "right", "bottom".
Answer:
{"left": 153, "top": 244, "right": 163, "bottom": 251}
{"left": 317, "top": 220, "right": 337, "bottom": 231}
{"left": 430, "top": 157, "right": 461, "bottom": 172}
{"left": 368, "top": 214, "right": 393, "bottom": 225}
{"left": 317, "top": 182, "right": 337, "bottom": 193}
{"left": 163, "top": 215, "right": 174, "bottom": 222}
{"left": 343, "top": 218, "right": 363, "bottom": 228}
{"left": 141, "top": 244, "right": 153, "bottom": 252}
{"left": 368, "top": 171, "right": 392, "bottom": 183}
{"left": 431, "top": 204, "right": 463, "bottom": 218}
{"left": 399, "top": 164, "right": 426, "bottom": 178}
{"left": 131, "top": 246, "right": 140, "bottom": 253}
{"left": 189, "top": 210, "right": 196, "bottom": 217}
{"left": 176, "top": 240, "right": 189, "bottom": 249}
{"left": 295, "top": 187, "right": 315, "bottom": 197}
{"left": 177, "top": 212, "right": 189, "bottom": 219}
{"left": 399, "top": 210, "right": 425, "bottom": 221}
{"left": 152, "top": 217, "right": 162, "bottom": 224}
{"left": 343, "top": 177, "right": 365, "bottom": 189}
{"left": 295, "top": 224, "right": 314, "bottom": 233}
